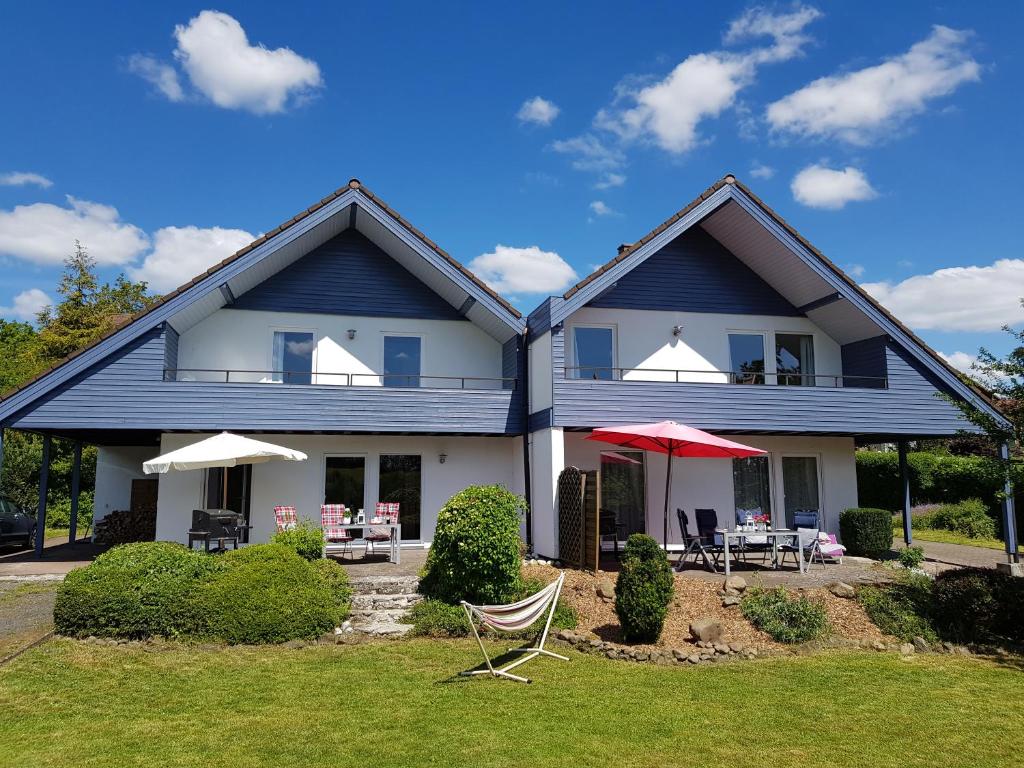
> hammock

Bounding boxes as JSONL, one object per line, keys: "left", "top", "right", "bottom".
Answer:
{"left": 460, "top": 572, "right": 568, "bottom": 683}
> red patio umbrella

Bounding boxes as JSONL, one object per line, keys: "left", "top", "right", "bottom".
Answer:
{"left": 586, "top": 420, "right": 766, "bottom": 548}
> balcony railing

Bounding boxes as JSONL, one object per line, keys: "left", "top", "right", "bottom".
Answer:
{"left": 164, "top": 368, "right": 517, "bottom": 390}
{"left": 563, "top": 366, "right": 887, "bottom": 389}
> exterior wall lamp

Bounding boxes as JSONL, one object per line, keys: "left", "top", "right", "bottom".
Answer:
{"left": 347, "top": 329, "right": 357, "bottom": 340}
{"left": 672, "top": 325, "right": 684, "bottom": 337}
{"left": 438, "top": 453, "right": 448, "bottom": 464}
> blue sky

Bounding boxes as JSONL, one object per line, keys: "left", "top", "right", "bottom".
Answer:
{"left": 1, "top": 1, "right": 1022, "bottom": 371}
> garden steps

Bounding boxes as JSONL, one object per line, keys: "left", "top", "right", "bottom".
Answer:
{"left": 346, "top": 575, "right": 420, "bottom": 637}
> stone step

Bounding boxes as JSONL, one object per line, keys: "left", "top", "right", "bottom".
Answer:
{"left": 350, "top": 593, "right": 421, "bottom": 611}
{"left": 349, "top": 608, "right": 412, "bottom": 623}
{"left": 351, "top": 621, "right": 414, "bottom": 637}
{"left": 348, "top": 575, "right": 420, "bottom": 595}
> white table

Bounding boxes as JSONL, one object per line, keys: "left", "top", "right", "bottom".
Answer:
{"left": 716, "top": 528, "right": 805, "bottom": 576}
{"left": 325, "top": 522, "right": 402, "bottom": 564}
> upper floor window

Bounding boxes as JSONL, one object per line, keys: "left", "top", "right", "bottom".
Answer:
{"left": 728, "top": 333, "right": 765, "bottom": 385}
{"left": 776, "top": 334, "right": 815, "bottom": 386}
{"left": 572, "top": 326, "right": 615, "bottom": 380}
{"left": 383, "top": 335, "right": 421, "bottom": 388}
{"left": 272, "top": 331, "right": 315, "bottom": 384}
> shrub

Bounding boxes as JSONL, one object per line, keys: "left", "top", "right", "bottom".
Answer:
{"left": 928, "top": 499, "right": 997, "bottom": 539}
{"left": 741, "top": 587, "right": 828, "bottom": 644}
{"left": 45, "top": 490, "right": 95, "bottom": 529}
{"left": 270, "top": 522, "right": 325, "bottom": 561}
{"left": 407, "top": 599, "right": 469, "bottom": 637}
{"left": 898, "top": 546, "right": 925, "bottom": 570}
{"left": 839, "top": 508, "right": 894, "bottom": 559}
{"left": 419, "top": 485, "right": 526, "bottom": 605}
{"left": 192, "top": 544, "right": 341, "bottom": 644}
{"left": 931, "top": 567, "right": 1023, "bottom": 644}
{"left": 54, "top": 542, "right": 221, "bottom": 639}
{"left": 614, "top": 534, "right": 674, "bottom": 643}
{"left": 858, "top": 574, "right": 937, "bottom": 643}
{"left": 310, "top": 559, "right": 352, "bottom": 619}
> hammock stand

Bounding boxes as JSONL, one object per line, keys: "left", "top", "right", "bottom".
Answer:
{"left": 460, "top": 572, "right": 568, "bottom": 683}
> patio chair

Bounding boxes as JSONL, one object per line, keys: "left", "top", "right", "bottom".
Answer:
{"left": 364, "top": 502, "right": 399, "bottom": 557}
{"left": 274, "top": 505, "right": 298, "bottom": 532}
{"left": 779, "top": 527, "right": 827, "bottom": 570}
{"left": 676, "top": 508, "right": 728, "bottom": 572}
{"left": 599, "top": 508, "right": 627, "bottom": 559}
{"left": 792, "top": 510, "right": 819, "bottom": 529}
{"left": 460, "top": 572, "right": 568, "bottom": 684}
{"left": 320, "top": 504, "right": 353, "bottom": 559}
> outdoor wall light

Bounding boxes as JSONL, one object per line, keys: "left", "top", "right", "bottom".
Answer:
{"left": 672, "top": 325, "right": 684, "bottom": 337}
{"left": 438, "top": 453, "right": 448, "bottom": 464}
{"left": 347, "top": 329, "right": 357, "bottom": 340}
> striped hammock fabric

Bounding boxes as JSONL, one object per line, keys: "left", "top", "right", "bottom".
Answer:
{"left": 466, "top": 578, "right": 561, "bottom": 633}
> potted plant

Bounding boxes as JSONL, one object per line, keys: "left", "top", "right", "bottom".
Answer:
{"left": 341, "top": 505, "right": 352, "bottom": 525}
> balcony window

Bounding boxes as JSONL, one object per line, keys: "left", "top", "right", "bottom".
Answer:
{"left": 776, "top": 334, "right": 815, "bottom": 386}
{"left": 383, "top": 335, "right": 421, "bottom": 388}
{"left": 272, "top": 331, "right": 315, "bottom": 384}
{"left": 572, "top": 326, "right": 615, "bottom": 380}
{"left": 728, "top": 333, "right": 765, "bottom": 384}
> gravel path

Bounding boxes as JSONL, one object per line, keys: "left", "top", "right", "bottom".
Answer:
{"left": 0, "top": 580, "right": 59, "bottom": 660}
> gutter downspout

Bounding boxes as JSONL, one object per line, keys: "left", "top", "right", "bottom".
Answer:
{"left": 521, "top": 329, "right": 533, "bottom": 553}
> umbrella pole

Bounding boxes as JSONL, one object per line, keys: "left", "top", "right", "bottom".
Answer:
{"left": 222, "top": 468, "right": 228, "bottom": 509}
{"left": 663, "top": 441, "right": 673, "bottom": 550}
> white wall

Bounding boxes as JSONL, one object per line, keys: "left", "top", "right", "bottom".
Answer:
{"left": 528, "top": 427, "right": 564, "bottom": 559}
{"left": 528, "top": 330, "right": 553, "bottom": 411}
{"left": 565, "top": 307, "right": 842, "bottom": 385}
{"left": 177, "top": 309, "right": 503, "bottom": 386}
{"left": 153, "top": 433, "right": 523, "bottom": 545}
{"left": 562, "top": 433, "right": 857, "bottom": 545}
{"left": 93, "top": 446, "right": 153, "bottom": 526}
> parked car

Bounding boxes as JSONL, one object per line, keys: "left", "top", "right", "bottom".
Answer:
{"left": 0, "top": 496, "right": 36, "bottom": 548}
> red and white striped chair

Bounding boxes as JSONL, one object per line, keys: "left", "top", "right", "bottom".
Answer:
{"left": 320, "top": 504, "right": 353, "bottom": 559}
{"left": 364, "top": 502, "right": 399, "bottom": 557}
{"left": 274, "top": 506, "right": 298, "bottom": 532}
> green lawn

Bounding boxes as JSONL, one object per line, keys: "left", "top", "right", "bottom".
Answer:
{"left": 894, "top": 525, "right": 1007, "bottom": 551}
{"left": 1, "top": 639, "right": 1021, "bottom": 768}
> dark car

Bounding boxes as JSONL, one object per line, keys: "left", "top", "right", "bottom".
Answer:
{"left": 0, "top": 496, "right": 36, "bottom": 548}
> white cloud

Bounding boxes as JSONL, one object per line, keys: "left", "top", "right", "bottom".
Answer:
{"left": 517, "top": 96, "right": 560, "bottom": 126}
{"left": 938, "top": 351, "right": 978, "bottom": 375}
{"left": 595, "top": 5, "right": 821, "bottom": 154}
{"left": 767, "top": 26, "right": 980, "bottom": 144}
{"left": 130, "top": 11, "right": 322, "bottom": 114}
{"left": 0, "top": 288, "right": 53, "bottom": 321}
{"left": 129, "top": 225, "right": 254, "bottom": 292}
{"left": 128, "top": 54, "right": 184, "bottom": 101}
{"left": 791, "top": 164, "right": 877, "bottom": 209}
{"left": 550, "top": 134, "right": 625, "bottom": 172}
{"left": 749, "top": 162, "right": 775, "bottom": 179}
{"left": 594, "top": 173, "right": 626, "bottom": 189}
{"left": 846, "top": 263, "right": 866, "bottom": 279}
{"left": 0, "top": 196, "right": 149, "bottom": 266}
{"left": 468, "top": 245, "right": 578, "bottom": 295}
{"left": 0, "top": 171, "right": 53, "bottom": 188}
{"left": 589, "top": 200, "right": 617, "bottom": 217}
{"left": 862, "top": 259, "right": 1024, "bottom": 332}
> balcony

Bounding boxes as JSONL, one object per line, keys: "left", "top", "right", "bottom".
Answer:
{"left": 562, "top": 367, "right": 886, "bottom": 389}
{"left": 165, "top": 368, "right": 517, "bottom": 391}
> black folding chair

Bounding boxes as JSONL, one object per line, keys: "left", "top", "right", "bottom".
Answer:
{"left": 676, "top": 508, "right": 726, "bottom": 572}
{"left": 599, "top": 508, "right": 627, "bottom": 559}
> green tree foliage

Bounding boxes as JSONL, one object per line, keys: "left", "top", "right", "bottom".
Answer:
{"left": 0, "top": 320, "right": 39, "bottom": 394}
{"left": 614, "top": 533, "right": 674, "bottom": 643}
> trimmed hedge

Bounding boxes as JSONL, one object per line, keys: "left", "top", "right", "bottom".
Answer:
{"left": 270, "top": 522, "right": 325, "bottom": 561}
{"left": 839, "top": 508, "right": 894, "bottom": 559}
{"left": 914, "top": 499, "right": 997, "bottom": 540}
{"left": 614, "top": 534, "right": 674, "bottom": 643}
{"left": 741, "top": 587, "right": 828, "bottom": 644}
{"left": 419, "top": 485, "right": 526, "bottom": 605}
{"left": 931, "top": 567, "right": 1024, "bottom": 644}
{"left": 311, "top": 559, "right": 353, "bottom": 619}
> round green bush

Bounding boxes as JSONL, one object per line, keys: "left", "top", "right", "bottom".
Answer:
{"left": 192, "top": 544, "right": 341, "bottom": 644}
{"left": 311, "top": 558, "right": 353, "bottom": 619}
{"left": 740, "top": 587, "right": 828, "bottom": 644}
{"left": 270, "top": 521, "right": 325, "bottom": 561}
{"left": 931, "top": 567, "right": 1023, "bottom": 644}
{"left": 839, "top": 508, "right": 894, "bottom": 559}
{"left": 419, "top": 485, "right": 526, "bottom": 605}
{"left": 898, "top": 546, "right": 926, "bottom": 570}
{"left": 54, "top": 541, "right": 221, "bottom": 639}
{"left": 614, "top": 534, "right": 674, "bottom": 643}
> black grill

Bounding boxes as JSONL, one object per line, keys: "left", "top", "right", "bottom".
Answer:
{"left": 188, "top": 509, "right": 250, "bottom": 550}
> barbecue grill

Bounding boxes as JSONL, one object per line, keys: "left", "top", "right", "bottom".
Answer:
{"left": 187, "top": 509, "right": 251, "bottom": 551}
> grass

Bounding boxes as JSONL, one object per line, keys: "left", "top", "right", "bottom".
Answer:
{"left": 894, "top": 525, "right": 1007, "bottom": 551}
{"left": 1, "top": 639, "right": 1022, "bottom": 767}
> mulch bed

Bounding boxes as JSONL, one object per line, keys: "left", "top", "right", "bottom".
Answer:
{"left": 524, "top": 564, "right": 889, "bottom": 653}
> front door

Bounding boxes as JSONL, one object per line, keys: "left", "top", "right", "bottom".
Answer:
{"left": 600, "top": 451, "right": 646, "bottom": 537}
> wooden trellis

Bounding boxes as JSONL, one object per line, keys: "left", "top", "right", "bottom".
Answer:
{"left": 557, "top": 466, "right": 601, "bottom": 572}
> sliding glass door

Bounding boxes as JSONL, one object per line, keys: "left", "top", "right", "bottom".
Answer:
{"left": 781, "top": 456, "right": 820, "bottom": 528}
{"left": 600, "top": 451, "right": 646, "bottom": 536}
{"left": 379, "top": 455, "right": 421, "bottom": 541}
{"left": 324, "top": 456, "right": 366, "bottom": 511}
{"left": 732, "top": 456, "right": 771, "bottom": 527}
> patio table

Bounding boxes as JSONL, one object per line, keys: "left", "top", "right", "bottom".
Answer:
{"left": 324, "top": 522, "right": 402, "bottom": 564}
{"left": 715, "top": 528, "right": 805, "bottom": 576}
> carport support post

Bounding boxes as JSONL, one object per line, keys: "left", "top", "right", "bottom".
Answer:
{"left": 35, "top": 434, "right": 52, "bottom": 558}
{"left": 0, "top": 428, "right": 5, "bottom": 488}
{"left": 1000, "top": 442, "right": 1019, "bottom": 565}
{"left": 898, "top": 440, "right": 912, "bottom": 546}
{"left": 69, "top": 441, "right": 82, "bottom": 544}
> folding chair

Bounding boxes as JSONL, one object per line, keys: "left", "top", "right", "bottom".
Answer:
{"left": 365, "top": 502, "right": 399, "bottom": 557}
{"left": 779, "top": 528, "right": 827, "bottom": 570}
{"left": 675, "top": 508, "right": 726, "bottom": 572}
{"left": 273, "top": 505, "right": 298, "bottom": 532}
{"left": 460, "top": 572, "right": 568, "bottom": 684}
{"left": 320, "top": 504, "right": 353, "bottom": 559}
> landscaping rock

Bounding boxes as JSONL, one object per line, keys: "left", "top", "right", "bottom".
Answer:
{"left": 671, "top": 648, "right": 687, "bottom": 661}
{"left": 723, "top": 575, "right": 747, "bottom": 594}
{"left": 729, "top": 642, "right": 744, "bottom": 654}
{"left": 872, "top": 640, "right": 887, "bottom": 652}
{"left": 687, "top": 654, "right": 700, "bottom": 664}
{"left": 900, "top": 643, "right": 915, "bottom": 656}
{"left": 596, "top": 579, "right": 616, "bottom": 600}
{"left": 689, "top": 618, "right": 723, "bottom": 643}
{"left": 721, "top": 596, "right": 742, "bottom": 607}
{"left": 827, "top": 581, "right": 856, "bottom": 599}
{"left": 713, "top": 642, "right": 730, "bottom": 655}
{"left": 913, "top": 636, "right": 931, "bottom": 654}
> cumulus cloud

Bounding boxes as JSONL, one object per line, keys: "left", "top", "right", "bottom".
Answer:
{"left": 767, "top": 26, "right": 980, "bottom": 144}
{"left": 0, "top": 288, "right": 53, "bottom": 322}
{"left": 749, "top": 162, "right": 775, "bottom": 179}
{"left": 549, "top": 134, "right": 625, "bottom": 172}
{"left": 468, "top": 245, "right": 578, "bottom": 295}
{"left": 594, "top": 5, "right": 821, "bottom": 154}
{"left": 129, "top": 225, "right": 255, "bottom": 292}
{"left": 0, "top": 196, "right": 149, "bottom": 266}
{"left": 0, "top": 171, "right": 52, "bottom": 188}
{"left": 862, "top": 259, "right": 1024, "bottom": 332}
{"left": 129, "top": 10, "right": 322, "bottom": 114}
{"left": 517, "top": 96, "right": 560, "bottom": 126}
{"left": 128, "top": 54, "right": 184, "bottom": 101}
{"left": 791, "top": 164, "right": 877, "bottom": 209}
{"left": 594, "top": 173, "right": 626, "bottom": 190}
{"left": 589, "top": 200, "right": 617, "bottom": 217}
{"left": 938, "top": 351, "right": 978, "bottom": 375}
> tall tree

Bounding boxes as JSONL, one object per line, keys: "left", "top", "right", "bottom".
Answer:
{"left": 0, "top": 319, "right": 38, "bottom": 394}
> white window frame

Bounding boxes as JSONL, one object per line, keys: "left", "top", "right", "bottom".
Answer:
{"left": 322, "top": 453, "right": 370, "bottom": 514}
{"left": 569, "top": 323, "right": 618, "bottom": 380}
{"left": 268, "top": 327, "right": 318, "bottom": 385}
{"left": 774, "top": 332, "right": 817, "bottom": 387}
{"left": 726, "top": 329, "right": 769, "bottom": 385}
{"left": 380, "top": 332, "right": 425, "bottom": 388}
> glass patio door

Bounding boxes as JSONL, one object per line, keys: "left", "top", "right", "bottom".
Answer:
{"left": 324, "top": 456, "right": 366, "bottom": 513}
{"left": 379, "top": 454, "right": 421, "bottom": 541}
{"left": 781, "top": 456, "right": 820, "bottom": 528}
{"left": 600, "top": 451, "right": 646, "bottom": 536}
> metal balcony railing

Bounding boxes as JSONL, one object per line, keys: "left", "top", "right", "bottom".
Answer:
{"left": 563, "top": 366, "right": 887, "bottom": 389}
{"left": 164, "top": 369, "right": 517, "bottom": 390}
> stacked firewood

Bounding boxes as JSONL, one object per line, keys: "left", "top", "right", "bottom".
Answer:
{"left": 92, "top": 509, "right": 157, "bottom": 545}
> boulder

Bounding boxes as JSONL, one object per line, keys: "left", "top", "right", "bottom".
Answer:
{"left": 724, "top": 575, "right": 747, "bottom": 594}
{"left": 687, "top": 654, "right": 701, "bottom": 664}
{"left": 721, "top": 596, "right": 742, "bottom": 607}
{"left": 596, "top": 579, "right": 616, "bottom": 600}
{"left": 828, "top": 582, "right": 856, "bottom": 599}
{"left": 900, "top": 643, "right": 915, "bottom": 656}
{"left": 689, "top": 618, "right": 724, "bottom": 643}
{"left": 872, "top": 640, "right": 887, "bottom": 652}
{"left": 912, "top": 636, "right": 931, "bottom": 654}
{"left": 713, "top": 643, "right": 730, "bottom": 655}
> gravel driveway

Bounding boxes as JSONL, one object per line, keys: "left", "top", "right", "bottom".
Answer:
{"left": 0, "top": 580, "right": 59, "bottom": 661}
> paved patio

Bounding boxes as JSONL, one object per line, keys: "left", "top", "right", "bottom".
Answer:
{"left": 0, "top": 536, "right": 103, "bottom": 579}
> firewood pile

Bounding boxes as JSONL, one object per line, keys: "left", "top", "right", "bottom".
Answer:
{"left": 93, "top": 509, "right": 157, "bottom": 545}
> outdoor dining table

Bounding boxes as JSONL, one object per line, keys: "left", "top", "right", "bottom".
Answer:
{"left": 716, "top": 528, "right": 806, "bottom": 576}
{"left": 325, "top": 521, "right": 402, "bottom": 564}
